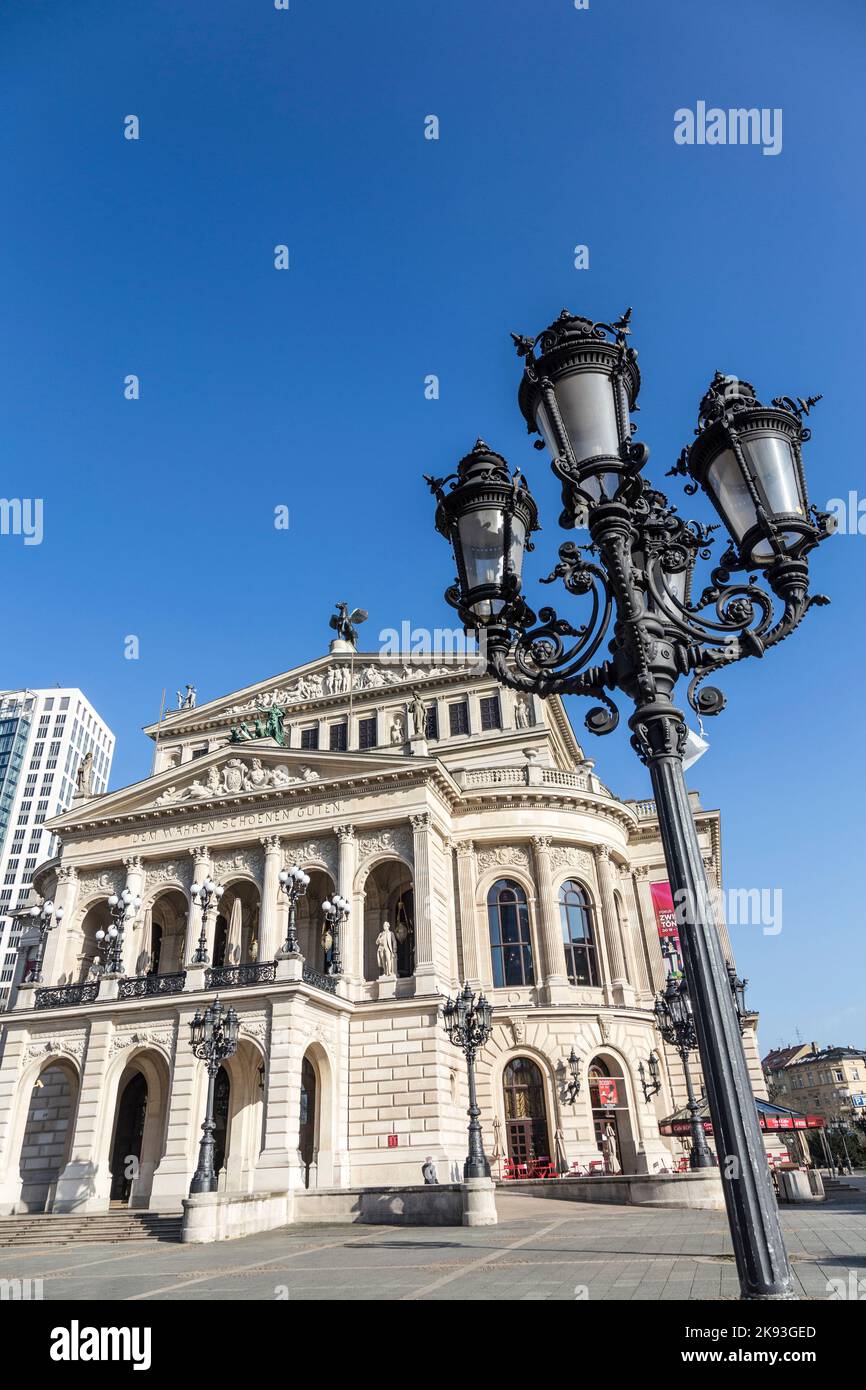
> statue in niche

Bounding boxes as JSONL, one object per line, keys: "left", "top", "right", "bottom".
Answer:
{"left": 376, "top": 921, "right": 397, "bottom": 977}
{"left": 410, "top": 690, "right": 426, "bottom": 738}
{"left": 75, "top": 750, "right": 94, "bottom": 796}
{"left": 515, "top": 696, "right": 531, "bottom": 729}
{"left": 390, "top": 715, "right": 405, "bottom": 746}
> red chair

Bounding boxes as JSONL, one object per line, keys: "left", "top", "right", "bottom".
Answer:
{"left": 587, "top": 1159, "right": 605, "bottom": 1175}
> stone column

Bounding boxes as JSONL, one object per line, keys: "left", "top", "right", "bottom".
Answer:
{"left": 253, "top": 997, "right": 307, "bottom": 1195}
{"left": 454, "top": 841, "right": 481, "bottom": 988}
{"left": 632, "top": 866, "right": 666, "bottom": 991}
{"left": 410, "top": 813, "right": 436, "bottom": 990}
{"left": 619, "top": 868, "right": 652, "bottom": 996}
{"left": 335, "top": 825, "right": 358, "bottom": 979}
{"left": 594, "top": 846, "right": 633, "bottom": 1006}
{"left": 120, "top": 855, "right": 146, "bottom": 976}
{"left": 184, "top": 846, "right": 211, "bottom": 966}
{"left": 258, "top": 836, "right": 282, "bottom": 962}
{"left": 42, "top": 865, "right": 79, "bottom": 986}
{"left": 531, "top": 837, "right": 571, "bottom": 1004}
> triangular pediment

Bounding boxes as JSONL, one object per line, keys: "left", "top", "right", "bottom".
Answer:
{"left": 48, "top": 741, "right": 453, "bottom": 831}
{"left": 143, "top": 651, "right": 485, "bottom": 739}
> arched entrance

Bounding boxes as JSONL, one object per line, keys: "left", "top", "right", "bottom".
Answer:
{"left": 17, "top": 1062, "right": 79, "bottom": 1212}
{"left": 502, "top": 1057, "right": 552, "bottom": 1168}
{"left": 362, "top": 860, "right": 415, "bottom": 980}
{"left": 589, "top": 1055, "right": 637, "bottom": 1173}
{"left": 110, "top": 1073, "right": 147, "bottom": 1204}
{"left": 74, "top": 901, "right": 113, "bottom": 981}
{"left": 215, "top": 880, "right": 261, "bottom": 966}
{"left": 140, "top": 888, "right": 188, "bottom": 975}
{"left": 299, "top": 1056, "right": 317, "bottom": 1188}
{"left": 295, "top": 869, "right": 336, "bottom": 972}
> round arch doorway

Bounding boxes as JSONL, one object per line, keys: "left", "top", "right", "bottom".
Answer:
{"left": 109, "top": 1073, "right": 148, "bottom": 1205}
{"left": 503, "top": 1057, "right": 552, "bottom": 1170}
{"left": 589, "top": 1057, "right": 635, "bottom": 1173}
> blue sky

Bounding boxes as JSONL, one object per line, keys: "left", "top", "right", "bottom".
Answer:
{"left": 1, "top": 0, "right": 863, "bottom": 1047}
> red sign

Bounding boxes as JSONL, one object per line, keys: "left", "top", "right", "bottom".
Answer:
{"left": 597, "top": 1079, "right": 618, "bottom": 1107}
{"left": 387, "top": 1134, "right": 399, "bottom": 1148}
{"left": 650, "top": 881, "right": 684, "bottom": 978}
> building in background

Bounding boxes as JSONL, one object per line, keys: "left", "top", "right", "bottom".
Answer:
{"left": 0, "top": 689, "right": 114, "bottom": 1008}
{"left": 763, "top": 1043, "right": 866, "bottom": 1130}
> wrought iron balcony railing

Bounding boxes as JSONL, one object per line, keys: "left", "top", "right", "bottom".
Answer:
{"left": 35, "top": 982, "right": 99, "bottom": 1010}
{"left": 204, "top": 962, "right": 278, "bottom": 990}
{"left": 302, "top": 965, "right": 337, "bottom": 995}
{"left": 118, "top": 972, "right": 187, "bottom": 1000}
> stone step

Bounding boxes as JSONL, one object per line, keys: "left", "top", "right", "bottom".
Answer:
{"left": 0, "top": 1211, "right": 182, "bottom": 1246}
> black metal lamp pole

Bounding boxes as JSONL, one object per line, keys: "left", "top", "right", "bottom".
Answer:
{"left": 189, "top": 996, "right": 240, "bottom": 1195}
{"left": 277, "top": 864, "right": 310, "bottom": 955}
{"left": 654, "top": 977, "right": 715, "bottom": 1169}
{"left": 638, "top": 1050, "right": 662, "bottom": 1105}
{"left": 426, "top": 307, "right": 834, "bottom": 1299}
{"left": 321, "top": 894, "right": 349, "bottom": 975}
{"left": 27, "top": 899, "right": 65, "bottom": 983}
{"left": 442, "top": 983, "right": 494, "bottom": 1179}
{"left": 190, "top": 877, "right": 225, "bottom": 966}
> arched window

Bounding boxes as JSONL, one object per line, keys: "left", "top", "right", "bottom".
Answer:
{"left": 487, "top": 879, "right": 534, "bottom": 988}
{"left": 559, "top": 880, "right": 600, "bottom": 987}
{"left": 503, "top": 1057, "right": 551, "bottom": 1167}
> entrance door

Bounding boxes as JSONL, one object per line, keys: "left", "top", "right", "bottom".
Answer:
{"left": 503, "top": 1058, "right": 551, "bottom": 1170}
{"left": 299, "top": 1057, "right": 317, "bottom": 1188}
{"left": 110, "top": 1073, "right": 148, "bottom": 1204}
{"left": 589, "top": 1060, "right": 628, "bottom": 1172}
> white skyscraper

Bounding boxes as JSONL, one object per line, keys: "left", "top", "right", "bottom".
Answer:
{"left": 0, "top": 689, "right": 114, "bottom": 1007}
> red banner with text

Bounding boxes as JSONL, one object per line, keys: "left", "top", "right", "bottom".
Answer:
{"left": 650, "top": 880, "right": 684, "bottom": 979}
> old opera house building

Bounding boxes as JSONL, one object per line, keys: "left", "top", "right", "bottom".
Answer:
{"left": 0, "top": 645, "right": 771, "bottom": 1215}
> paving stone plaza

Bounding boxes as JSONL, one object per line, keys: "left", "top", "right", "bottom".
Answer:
{"left": 3, "top": 1186, "right": 864, "bottom": 1303}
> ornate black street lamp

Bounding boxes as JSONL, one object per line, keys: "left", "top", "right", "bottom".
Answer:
{"left": 638, "top": 1050, "right": 662, "bottom": 1105}
{"left": 190, "top": 877, "right": 225, "bottom": 966}
{"left": 278, "top": 863, "right": 310, "bottom": 955}
{"left": 321, "top": 894, "right": 349, "bottom": 975}
{"left": 188, "top": 995, "right": 240, "bottom": 1195}
{"left": 562, "top": 1047, "right": 582, "bottom": 1104}
{"left": 654, "top": 976, "right": 715, "bottom": 1171}
{"left": 27, "top": 899, "right": 65, "bottom": 983}
{"left": 95, "top": 887, "right": 141, "bottom": 976}
{"left": 442, "top": 982, "right": 494, "bottom": 1179}
{"left": 426, "top": 307, "right": 834, "bottom": 1299}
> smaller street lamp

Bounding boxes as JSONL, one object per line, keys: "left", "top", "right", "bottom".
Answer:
{"left": 442, "top": 983, "right": 494, "bottom": 1179}
{"left": 654, "top": 977, "right": 714, "bottom": 1170}
{"left": 188, "top": 996, "right": 240, "bottom": 1195}
{"left": 321, "top": 894, "right": 349, "bottom": 976}
{"left": 278, "top": 864, "right": 310, "bottom": 956}
{"left": 96, "top": 887, "right": 141, "bottom": 976}
{"left": 638, "top": 1050, "right": 662, "bottom": 1105}
{"left": 27, "top": 899, "right": 65, "bottom": 984}
{"left": 561, "top": 1047, "right": 582, "bottom": 1104}
{"left": 190, "top": 877, "right": 225, "bottom": 965}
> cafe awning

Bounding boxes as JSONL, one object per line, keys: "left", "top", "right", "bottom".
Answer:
{"left": 658, "top": 1096, "right": 825, "bottom": 1136}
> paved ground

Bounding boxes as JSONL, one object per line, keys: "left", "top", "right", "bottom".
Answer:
{"left": 2, "top": 1185, "right": 864, "bottom": 1301}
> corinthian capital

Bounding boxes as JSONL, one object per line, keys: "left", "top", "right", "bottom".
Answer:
{"left": 410, "top": 813, "right": 432, "bottom": 832}
{"left": 335, "top": 824, "right": 356, "bottom": 843}
{"left": 531, "top": 835, "right": 553, "bottom": 854}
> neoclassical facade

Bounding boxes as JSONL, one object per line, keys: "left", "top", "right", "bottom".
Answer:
{"left": 0, "top": 649, "right": 771, "bottom": 1213}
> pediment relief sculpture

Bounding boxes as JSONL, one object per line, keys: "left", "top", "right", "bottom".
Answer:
{"left": 153, "top": 757, "right": 320, "bottom": 806}
{"left": 223, "top": 660, "right": 470, "bottom": 719}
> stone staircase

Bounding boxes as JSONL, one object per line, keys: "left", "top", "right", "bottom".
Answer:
{"left": 0, "top": 1210, "right": 183, "bottom": 1247}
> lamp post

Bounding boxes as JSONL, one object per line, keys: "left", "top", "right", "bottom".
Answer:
{"left": 321, "top": 894, "right": 349, "bottom": 975}
{"left": 442, "top": 982, "right": 493, "bottom": 1179}
{"left": 638, "top": 1050, "right": 662, "bottom": 1105}
{"left": 95, "top": 887, "right": 141, "bottom": 976}
{"left": 562, "top": 1047, "right": 582, "bottom": 1104}
{"left": 654, "top": 976, "right": 715, "bottom": 1171}
{"left": 190, "top": 877, "right": 225, "bottom": 966}
{"left": 277, "top": 863, "right": 310, "bottom": 955}
{"left": 727, "top": 963, "right": 749, "bottom": 1031}
{"left": 425, "top": 307, "right": 833, "bottom": 1299}
{"left": 188, "top": 996, "right": 239, "bottom": 1195}
{"left": 27, "top": 899, "right": 65, "bottom": 983}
